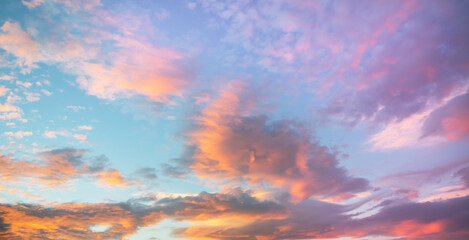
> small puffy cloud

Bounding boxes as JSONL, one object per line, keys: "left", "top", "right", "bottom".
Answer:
{"left": 76, "top": 125, "right": 92, "bottom": 131}
{"left": 41, "top": 89, "right": 52, "bottom": 96}
{"left": 72, "top": 133, "right": 87, "bottom": 141}
{"left": 66, "top": 105, "right": 85, "bottom": 112}
{"left": 4, "top": 131, "right": 33, "bottom": 139}
{"left": 0, "top": 103, "right": 24, "bottom": 121}
{"left": 0, "top": 86, "right": 8, "bottom": 96}
{"left": 21, "top": 0, "right": 45, "bottom": 9}
{"left": 24, "top": 92, "right": 40, "bottom": 102}
{"left": 97, "top": 169, "right": 128, "bottom": 188}
{"left": 0, "top": 75, "right": 15, "bottom": 81}
{"left": 16, "top": 81, "right": 32, "bottom": 88}
{"left": 135, "top": 167, "right": 157, "bottom": 181}
{"left": 43, "top": 130, "right": 68, "bottom": 139}
{"left": 43, "top": 130, "right": 88, "bottom": 142}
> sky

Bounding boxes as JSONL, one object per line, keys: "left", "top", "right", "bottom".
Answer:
{"left": 0, "top": 0, "right": 469, "bottom": 239}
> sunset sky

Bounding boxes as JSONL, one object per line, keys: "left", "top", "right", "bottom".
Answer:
{"left": 1, "top": 0, "right": 469, "bottom": 239}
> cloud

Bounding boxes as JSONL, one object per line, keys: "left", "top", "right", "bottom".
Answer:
{"left": 0, "top": 202, "right": 149, "bottom": 239}
{"left": 4, "top": 131, "right": 32, "bottom": 139}
{"left": 0, "top": 21, "right": 40, "bottom": 72}
{"left": 0, "top": 189, "right": 286, "bottom": 239}
{"left": 76, "top": 125, "right": 92, "bottom": 131}
{"left": 319, "top": 1, "right": 469, "bottom": 127}
{"left": 97, "top": 169, "right": 128, "bottom": 188}
{"left": 24, "top": 92, "right": 40, "bottom": 102}
{"left": 346, "top": 196, "right": 469, "bottom": 240}
{"left": 16, "top": 81, "right": 32, "bottom": 88}
{"left": 422, "top": 92, "right": 469, "bottom": 141}
{"left": 174, "top": 195, "right": 469, "bottom": 240}
{"left": 0, "top": 148, "right": 129, "bottom": 188}
{"left": 74, "top": 36, "right": 194, "bottom": 102}
{"left": 186, "top": 81, "right": 369, "bottom": 203}
{"left": 456, "top": 167, "right": 469, "bottom": 188}
{"left": 195, "top": 0, "right": 468, "bottom": 131}
{"left": 0, "top": 75, "right": 15, "bottom": 81}
{"left": 0, "top": 13, "right": 195, "bottom": 104}
{"left": 135, "top": 167, "right": 157, "bottom": 181}
{"left": 66, "top": 105, "right": 85, "bottom": 112}
{"left": 43, "top": 130, "right": 69, "bottom": 139}
{"left": 1, "top": 184, "right": 468, "bottom": 239}
{"left": 43, "top": 130, "right": 88, "bottom": 141}
{"left": 21, "top": 0, "right": 101, "bottom": 11}
{"left": 21, "top": 0, "right": 45, "bottom": 9}
{"left": 0, "top": 86, "right": 8, "bottom": 96}
{"left": 0, "top": 103, "right": 24, "bottom": 121}
{"left": 365, "top": 86, "right": 469, "bottom": 150}
{"left": 366, "top": 110, "right": 445, "bottom": 151}
{"left": 72, "top": 133, "right": 87, "bottom": 141}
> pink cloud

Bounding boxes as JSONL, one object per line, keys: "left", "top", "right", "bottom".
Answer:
{"left": 21, "top": 0, "right": 45, "bottom": 9}
{"left": 76, "top": 38, "right": 193, "bottom": 102}
{"left": 0, "top": 22, "right": 40, "bottom": 72}
{"left": 0, "top": 148, "right": 129, "bottom": 188}
{"left": 422, "top": 93, "right": 469, "bottom": 141}
{"left": 322, "top": 1, "right": 469, "bottom": 126}
{"left": 197, "top": 0, "right": 468, "bottom": 132}
{"left": 0, "top": 14, "right": 194, "bottom": 104}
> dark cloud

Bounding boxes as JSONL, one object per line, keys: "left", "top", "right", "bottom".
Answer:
{"left": 456, "top": 167, "right": 469, "bottom": 188}
{"left": 135, "top": 167, "right": 158, "bottom": 181}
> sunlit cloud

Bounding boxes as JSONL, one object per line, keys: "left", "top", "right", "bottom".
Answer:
{"left": 0, "top": 148, "right": 130, "bottom": 189}
{"left": 186, "top": 81, "right": 369, "bottom": 203}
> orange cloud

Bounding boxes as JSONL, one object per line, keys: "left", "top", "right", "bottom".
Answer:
{"left": 97, "top": 169, "right": 128, "bottom": 188}
{"left": 0, "top": 203, "right": 151, "bottom": 239}
{"left": 0, "top": 149, "right": 130, "bottom": 192}
{"left": 187, "top": 81, "right": 368, "bottom": 203}
{"left": 0, "top": 190, "right": 286, "bottom": 239}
